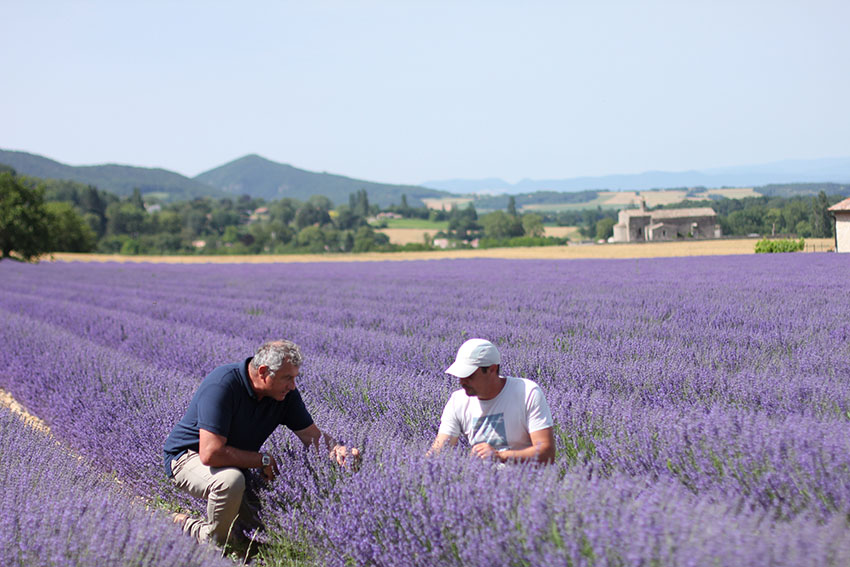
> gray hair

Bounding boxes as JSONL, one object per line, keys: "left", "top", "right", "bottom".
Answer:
{"left": 251, "top": 339, "right": 303, "bottom": 371}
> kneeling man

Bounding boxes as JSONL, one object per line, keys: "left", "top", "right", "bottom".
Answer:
{"left": 430, "top": 338, "right": 555, "bottom": 464}
{"left": 163, "top": 339, "right": 357, "bottom": 545}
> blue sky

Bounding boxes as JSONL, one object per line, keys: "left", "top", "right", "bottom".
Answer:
{"left": 3, "top": 1, "right": 849, "bottom": 185}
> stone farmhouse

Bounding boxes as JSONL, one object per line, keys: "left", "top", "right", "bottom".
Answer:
{"left": 828, "top": 197, "right": 850, "bottom": 253}
{"left": 612, "top": 198, "right": 721, "bottom": 243}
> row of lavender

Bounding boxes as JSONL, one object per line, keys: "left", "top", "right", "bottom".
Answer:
{"left": 1, "top": 255, "right": 849, "bottom": 565}
{"left": 0, "top": 406, "right": 233, "bottom": 566}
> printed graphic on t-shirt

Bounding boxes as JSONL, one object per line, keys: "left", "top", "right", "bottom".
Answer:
{"left": 471, "top": 413, "right": 508, "bottom": 449}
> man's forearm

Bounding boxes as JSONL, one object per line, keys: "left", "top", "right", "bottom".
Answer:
{"left": 201, "top": 444, "right": 265, "bottom": 469}
{"left": 294, "top": 423, "right": 338, "bottom": 451}
{"left": 496, "top": 444, "right": 555, "bottom": 464}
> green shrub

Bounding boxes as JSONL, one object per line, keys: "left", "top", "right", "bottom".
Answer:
{"left": 478, "top": 236, "right": 568, "bottom": 249}
{"left": 396, "top": 242, "right": 433, "bottom": 251}
{"left": 754, "top": 238, "right": 805, "bottom": 253}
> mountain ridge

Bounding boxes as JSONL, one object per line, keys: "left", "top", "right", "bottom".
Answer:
{"left": 0, "top": 149, "right": 222, "bottom": 201}
{"left": 0, "top": 149, "right": 449, "bottom": 207}
{"left": 194, "top": 154, "right": 448, "bottom": 207}
{"left": 422, "top": 156, "right": 850, "bottom": 194}
{"left": 3, "top": 148, "right": 849, "bottom": 206}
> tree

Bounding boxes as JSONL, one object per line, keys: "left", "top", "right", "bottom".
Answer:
{"left": 481, "top": 211, "right": 522, "bottom": 239}
{"left": 268, "top": 198, "right": 299, "bottom": 225}
{"left": 295, "top": 201, "right": 332, "bottom": 230}
{"left": 353, "top": 225, "right": 389, "bottom": 252}
{"left": 349, "top": 189, "right": 370, "bottom": 218}
{"left": 522, "top": 213, "right": 545, "bottom": 238}
{"left": 447, "top": 204, "right": 481, "bottom": 241}
{"left": 795, "top": 220, "right": 813, "bottom": 238}
{"left": 296, "top": 225, "right": 327, "bottom": 252}
{"left": 765, "top": 208, "right": 783, "bottom": 236}
{"left": 579, "top": 209, "right": 598, "bottom": 238}
{"left": 105, "top": 200, "right": 145, "bottom": 237}
{"left": 507, "top": 196, "right": 518, "bottom": 217}
{"left": 726, "top": 208, "right": 766, "bottom": 235}
{"left": 210, "top": 208, "right": 242, "bottom": 235}
{"left": 810, "top": 191, "right": 833, "bottom": 238}
{"left": 0, "top": 173, "right": 52, "bottom": 261}
{"left": 129, "top": 187, "right": 145, "bottom": 209}
{"left": 44, "top": 202, "right": 96, "bottom": 252}
{"left": 308, "top": 194, "right": 334, "bottom": 212}
{"left": 334, "top": 205, "right": 366, "bottom": 231}
{"left": 595, "top": 217, "right": 616, "bottom": 241}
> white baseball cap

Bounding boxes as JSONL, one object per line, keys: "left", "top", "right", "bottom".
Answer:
{"left": 445, "top": 338, "right": 501, "bottom": 378}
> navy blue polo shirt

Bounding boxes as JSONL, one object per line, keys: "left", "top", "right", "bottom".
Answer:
{"left": 163, "top": 357, "right": 314, "bottom": 477}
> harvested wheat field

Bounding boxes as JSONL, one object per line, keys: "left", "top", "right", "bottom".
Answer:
{"left": 377, "top": 225, "right": 581, "bottom": 245}
{"left": 377, "top": 228, "right": 441, "bottom": 245}
{"left": 45, "top": 238, "right": 834, "bottom": 264}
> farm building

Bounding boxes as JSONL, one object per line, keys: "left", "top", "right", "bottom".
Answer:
{"left": 612, "top": 198, "right": 721, "bottom": 243}
{"left": 828, "top": 197, "right": 850, "bottom": 253}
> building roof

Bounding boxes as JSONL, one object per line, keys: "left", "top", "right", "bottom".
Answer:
{"left": 620, "top": 207, "right": 716, "bottom": 219}
{"left": 828, "top": 197, "right": 850, "bottom": 212}
{"left": 620, "top": 208, "right": 651, "bottom": 217}
{"left": 650, "top": 207, "right": 716, "bottom": 220}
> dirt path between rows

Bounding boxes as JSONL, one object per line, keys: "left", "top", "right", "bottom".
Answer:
{"left": 0, "top": 388, "right": 50, "bottom": 434}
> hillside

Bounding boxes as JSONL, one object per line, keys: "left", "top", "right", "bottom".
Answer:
{"left": 0, "top": 150, "right": 223, "bottom": 202}
{"left": 5, "top": 148, "right": 847, "bottom": 211}
{"left": 195, "top": 154, "right": 449, "bottom": 207}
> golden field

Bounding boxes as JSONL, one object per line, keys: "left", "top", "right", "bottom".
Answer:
{"left": 376, "top": 225, "right": 581, "bottom": 245}
{"left": 44, "top": 238, "right": 835, "bottom": 264}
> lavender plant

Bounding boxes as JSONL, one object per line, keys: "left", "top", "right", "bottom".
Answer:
{"left": 0, "top": 407, "right": 234, "bottom": 567}
{"left": 1, "top": 254, "right": 849, "bottom": 565}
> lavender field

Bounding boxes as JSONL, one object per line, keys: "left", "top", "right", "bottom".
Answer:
{"left": 1, "top": 255, "right": 849, "bottom": 566}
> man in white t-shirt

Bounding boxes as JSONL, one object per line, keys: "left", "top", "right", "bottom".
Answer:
{"left": 430, "top": 338, "right": 555, "bottom": 464}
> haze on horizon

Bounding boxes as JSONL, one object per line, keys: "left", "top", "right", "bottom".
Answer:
{"left": 3, "top": 1, "right": 849, "bottom": 187}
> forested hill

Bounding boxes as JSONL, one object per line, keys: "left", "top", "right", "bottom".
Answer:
{"left": 194, "top": 154, "right": 449, "bottom": 207}
{"left": 0, "top": 150, "right": 449, "bottom": 207}
{"left": 0, "top": 150, "right": 223, "bottom": 202}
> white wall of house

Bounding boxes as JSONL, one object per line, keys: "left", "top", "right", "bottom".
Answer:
{"left": 835, "top": 213, "right": 850, "bottom": 253}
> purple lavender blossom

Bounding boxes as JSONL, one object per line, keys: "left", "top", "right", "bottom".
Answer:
{"left": 0, "top": 407, "right": 233, "bottom": 566}
{"left": 0, "top": 254, "right": 848, "bottom": 565}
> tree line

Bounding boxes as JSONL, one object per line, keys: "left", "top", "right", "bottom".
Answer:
{"left": 657, "top": 192, "right": 841, "bottom": 239}
{"left": 1, "top": 165, "right": 844, "bottom": 262}
{"left": 0, "top": 171, "right": 561, "bottom": 260}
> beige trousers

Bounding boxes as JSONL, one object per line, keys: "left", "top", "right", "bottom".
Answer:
{"left": 170, "top": 450, "right": 260, "bottom": 545}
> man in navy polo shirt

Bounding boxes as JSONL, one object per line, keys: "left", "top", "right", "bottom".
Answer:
{"left": 163, "top": 339, "right": 357, "bottom": 545}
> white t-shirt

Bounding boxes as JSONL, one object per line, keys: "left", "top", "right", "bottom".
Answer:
{"left": 438, "top": 376, "right": 554, "bottom": 451}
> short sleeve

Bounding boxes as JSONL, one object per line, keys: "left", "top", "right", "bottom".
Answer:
{"left": 196, "top": 383, "right": 234, "bottom": 438}
{"left": 526, "top": 385, "right": 554, "bottom": 433}
{"left": 437, "top": 394, "right": 462, "bottom": 438}
{"left": 281, "top": 389, "right": 314, "bottom": 432}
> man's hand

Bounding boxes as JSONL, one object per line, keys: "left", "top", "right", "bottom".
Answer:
{"left": 470, "top": 442, "right": 499, "bottom": 461}
{"left": 261, "top": 454, "right": 280, "bottom": 481}
{"left": 428, "top": 433, "right": 459, "bottom": 457}
{"left": 330, "top": 444, "right": 361, "bottom": 469}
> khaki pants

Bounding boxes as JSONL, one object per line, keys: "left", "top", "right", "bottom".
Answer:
{"left": 170, "top": 450, "right": 261, "bottom": 545}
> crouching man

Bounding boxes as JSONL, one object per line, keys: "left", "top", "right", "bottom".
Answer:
{"left": 430, "top": 338, "right": 555, "bottom": 464}
{"left": 163, "top": 339, "right": 358, "bottom": 545}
